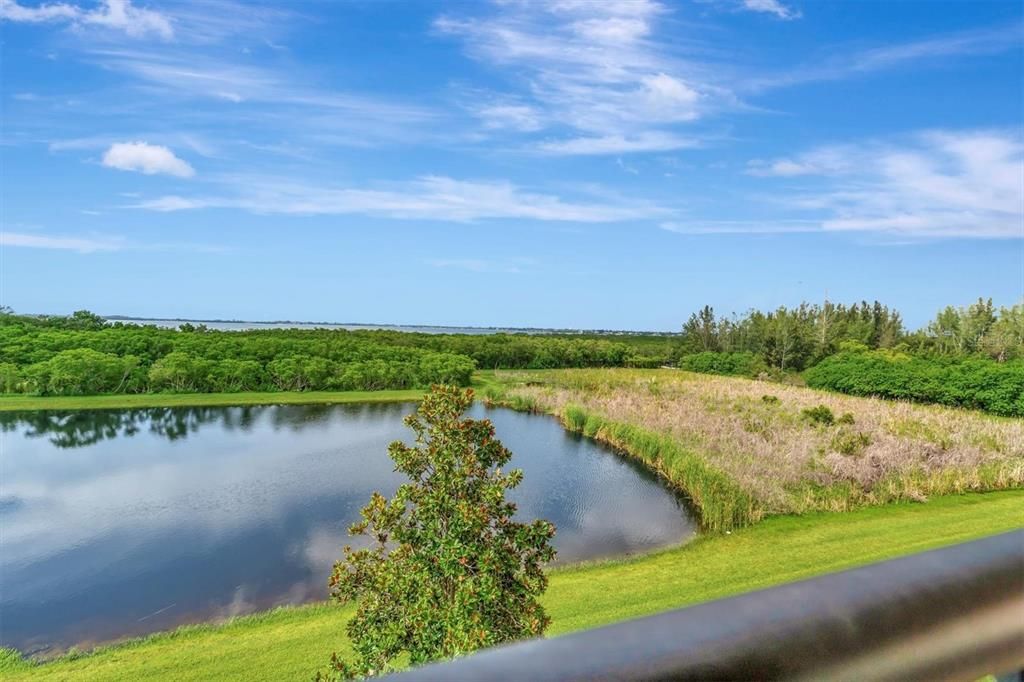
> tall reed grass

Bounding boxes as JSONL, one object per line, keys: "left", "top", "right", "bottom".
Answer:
{"left": 561, "top": 404, "right": 757, "bottom": 530}
{"left": 487, "top": 369, "right": 1024, "bottom": 527}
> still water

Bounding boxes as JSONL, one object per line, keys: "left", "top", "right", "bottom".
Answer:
{"left": 0, "top": 403, "right": 695, "bottom": 655}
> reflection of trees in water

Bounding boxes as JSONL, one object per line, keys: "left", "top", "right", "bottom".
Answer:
{"left": 266, "top": 401, "right": 411, "bottom": 433}
{"left": 0, "top": 407, "right": 268, "bottom": 449}
{"left": 0, "top": 401, "right": 417, "bottom": 449}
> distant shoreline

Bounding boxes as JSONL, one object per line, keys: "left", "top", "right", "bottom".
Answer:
{"left": 101, "top": 315, "right": 679, "bottom": 336}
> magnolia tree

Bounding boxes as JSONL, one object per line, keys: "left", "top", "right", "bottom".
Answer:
{"left": 319, "top": 385, "right": 556, "bottom": 679}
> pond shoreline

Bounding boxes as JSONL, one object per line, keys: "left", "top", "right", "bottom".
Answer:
{"left": 2, "top": 398, "right": 694, "bottom": 655}
{"left": 4, "top": 490, "right": 1022, "bottom": 679}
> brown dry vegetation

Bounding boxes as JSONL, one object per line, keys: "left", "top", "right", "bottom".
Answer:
{"left": 487, "top": 369, "right": 1024, "bottom": 527}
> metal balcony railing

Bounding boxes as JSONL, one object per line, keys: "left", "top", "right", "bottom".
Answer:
{"left": 393, "top": 529, "right": 1024, "bottom": 681}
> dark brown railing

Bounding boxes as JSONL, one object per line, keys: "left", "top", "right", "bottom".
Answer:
{"left": 393, "top": 529, "right": 1024, "bottom": 681}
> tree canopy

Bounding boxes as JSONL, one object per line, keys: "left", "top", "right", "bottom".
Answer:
{"left": 320, "top": 386, "right": 555, "bottom": 678}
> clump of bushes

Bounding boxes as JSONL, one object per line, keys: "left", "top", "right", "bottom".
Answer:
{"left": 804, "top": 350, "right": 1024, "bottom": 417}
{"left": 563, "top": 404, "right": 588, "bottom": 432}
{"left": 831, "top": 428, "right": 871, "bottom": 456}
{"left": 761, "top": 394, "right": 780, "bottom": 404}
{"left": 678, "top": 351, "right": 766, "bottom": 378}
{"left": 801, "top": 405, "right": 835, "bottom": 426}
{"left": 838, "top": 412, "right": 856, "bottom": 425}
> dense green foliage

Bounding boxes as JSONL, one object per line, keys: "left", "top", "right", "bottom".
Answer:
{"left": 671, "top": 300, "right": 1023, "bottom": 414}
{"left": 678, "top": 351, "right": 765, "bottom": 377}
{"left": 2, "top": 298, "right": 1018, "bottom": 407}
{"left": 321, "top": 386, "right": 555, "bottom": 679}
{"left": 804, "top": 351, "right": 1024, "bottom": 417}
{"left": 0, "top": 312, "right": 637, "bottom": 396}
{"left": 347, "top": 330, "right": 636, "bottom": 369}
{"left": 677, "top": 299, "right": 1022, "bottom": 373}
{"left": 678, "top": 301, "right": 906, "bottom": 371}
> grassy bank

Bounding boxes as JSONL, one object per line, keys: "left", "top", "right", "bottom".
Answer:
{"left": 0, "top": 389, "right": 430, "bottom": 412}
{"left": 3, "top": 490, "right": 1021, "bottom": 681}
{"left": 0, "top": 374, "right": 509, "bottom": 412}
{"left": 488, "top": 369, "right": 1024, "bottom": 529}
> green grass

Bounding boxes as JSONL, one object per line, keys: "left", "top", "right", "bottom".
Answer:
{"left": 4, "top": 490, "right": 1021, "bottom": 681}
{"left": 0, "top": 375, "right": 510, "bottom": 412}
{"left": 0, "top": 389, "right": 426, "bottom": 412}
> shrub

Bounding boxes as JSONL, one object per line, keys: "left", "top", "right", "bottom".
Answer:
{"left": 679, "top": 351, "right": 766, "bottom": 377}
{"left": 761, "top": 394, "right": 780, "bottom": 405}
{"left": 148, "top": 352, "right": 212, "bottom": 393}
{"left": 831, "top": 428, "right": 871, "bottom": 456}
{"left": 805, "top": 351, "right": 1024, "bottom": 417}
{"left": 838, "top": 412, "right": 856, "bottom": 425}
{"left": 0, "top": 363, "right": 21, "bottom": 393}
{"left": 801, "top": 405, "right": 835, "bottom": 426}
{"left": 25, "top": 349, "right": 138, "bottom": 395}
{"left": 562, "top": 404, "right": 587, "bottom": 432}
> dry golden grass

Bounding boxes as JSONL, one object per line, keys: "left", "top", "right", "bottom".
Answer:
{"left": 492, "top": 369, "right": 1024, "bottom": 519}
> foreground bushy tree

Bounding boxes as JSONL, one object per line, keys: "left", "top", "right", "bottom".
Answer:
{"left": 319, "top": 385, "right": 556, "bottom": 679}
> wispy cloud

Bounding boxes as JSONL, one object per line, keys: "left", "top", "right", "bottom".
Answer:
{"left": 740, "top": 0, "right": 801, "bottom": 21}
{"left": 538, "top": 131, "right": 701, "bottom": 155}
{"left": 102, "top": 141, "right": 195, "bottom": 177}
{"left": 7, "top": 2, "right": 435, "bottom": 154}
{"left": 1, "top": 230, "right": 226, "bottom": 253}
{"left": 746, "top": 129, "right": 1024, "bottom": 239}
{"left": 436, "top": 0, "right": 728, "bottom": 155}
{"left": 746, "top": 21, "right": 1023, "bottom": 91}
{"left": 659, "top": 219, "right": 818, "bottom": 234}
{"left": 427, "top": 258, "right": 527, "bottom": 274}
{"left": 75, "top": 48, "right": 438, "bottom": 147}
{"left": 1, "top": 231, "right": 127, "bottom": 252}
{"left": 0, "top": 0, "right": 173, "bottom": 39}
{"left": 131, "top": 174, "right": 668, "bottom": 223}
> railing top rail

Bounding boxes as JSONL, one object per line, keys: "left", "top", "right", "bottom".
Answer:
{"left": 392, "top": 529, "right": 1024, "bottom": 681}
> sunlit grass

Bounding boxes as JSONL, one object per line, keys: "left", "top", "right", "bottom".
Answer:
{"left": 3, "top": 491, "right": 1021, "bottom": 681}
{"left": 489, "top": 369, "right": 1024, "bottom": 527}
{"left": 0, "top": 375, "right": 514, "bottom": 412}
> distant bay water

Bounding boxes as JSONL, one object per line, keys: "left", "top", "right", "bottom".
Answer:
{"left": 104, "top": 317, "right": 673, "bottom": 336}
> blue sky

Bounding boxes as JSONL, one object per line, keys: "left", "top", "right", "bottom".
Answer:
{"left": 1, "top": 0, "right": 1022, "bottom": 330}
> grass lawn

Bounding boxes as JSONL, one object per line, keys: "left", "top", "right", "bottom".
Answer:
{"left": 3, "top": 490, "right": 1021, "bottom": 681}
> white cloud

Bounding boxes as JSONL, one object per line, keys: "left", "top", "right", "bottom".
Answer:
{"left": 436, "top": 0, "right": 722, "bottom": 154}
{"left": 748, "top": 129, "right": 1024, "bottom": 239}
{"left": 746, "top": 22, "right": 1022, "bottom": 91}
{"left": 741, "top": 0, "right": 801, "bottom": 20}
{"left": 0, "top": 231, "right": 126, "bottom": 252}
{"left": 131, "top": 174, "right": 667, "bottom": 223}
{"left": 77, "top": 49, "right": 437, "bottom": 148}
{"left": 745, "top": 146, "right": 852, "bottom": 176}
{"left": 474, "top": 103, "right": 544, "bottom": 132}
{"left": 101, "top": 141, "right": 195, "bottom": 177}
{"left": 659, "top": 220, "right": 818, "bottom": 234}
{"left": 1, "top": 230, "right": 226, "bottom": 253}
{"left": 538, "top": 131, "right": 700, "bottom": 155}
{"left": 0, "top": 0, "right": 173, "bottom": 39}
{"left": 427, "top": 259, "right": 524, "bottom": 274}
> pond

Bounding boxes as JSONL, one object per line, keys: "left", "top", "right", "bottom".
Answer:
{"left": 0, "top": 402, "right": 696, "bottom": 656}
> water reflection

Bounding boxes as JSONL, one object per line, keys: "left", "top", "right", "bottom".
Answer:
{"left": 0, "top": 403, "right": 421, "bottom": 449}
{"left": 0, "top": 403, "right": 696, "bottom": 656}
